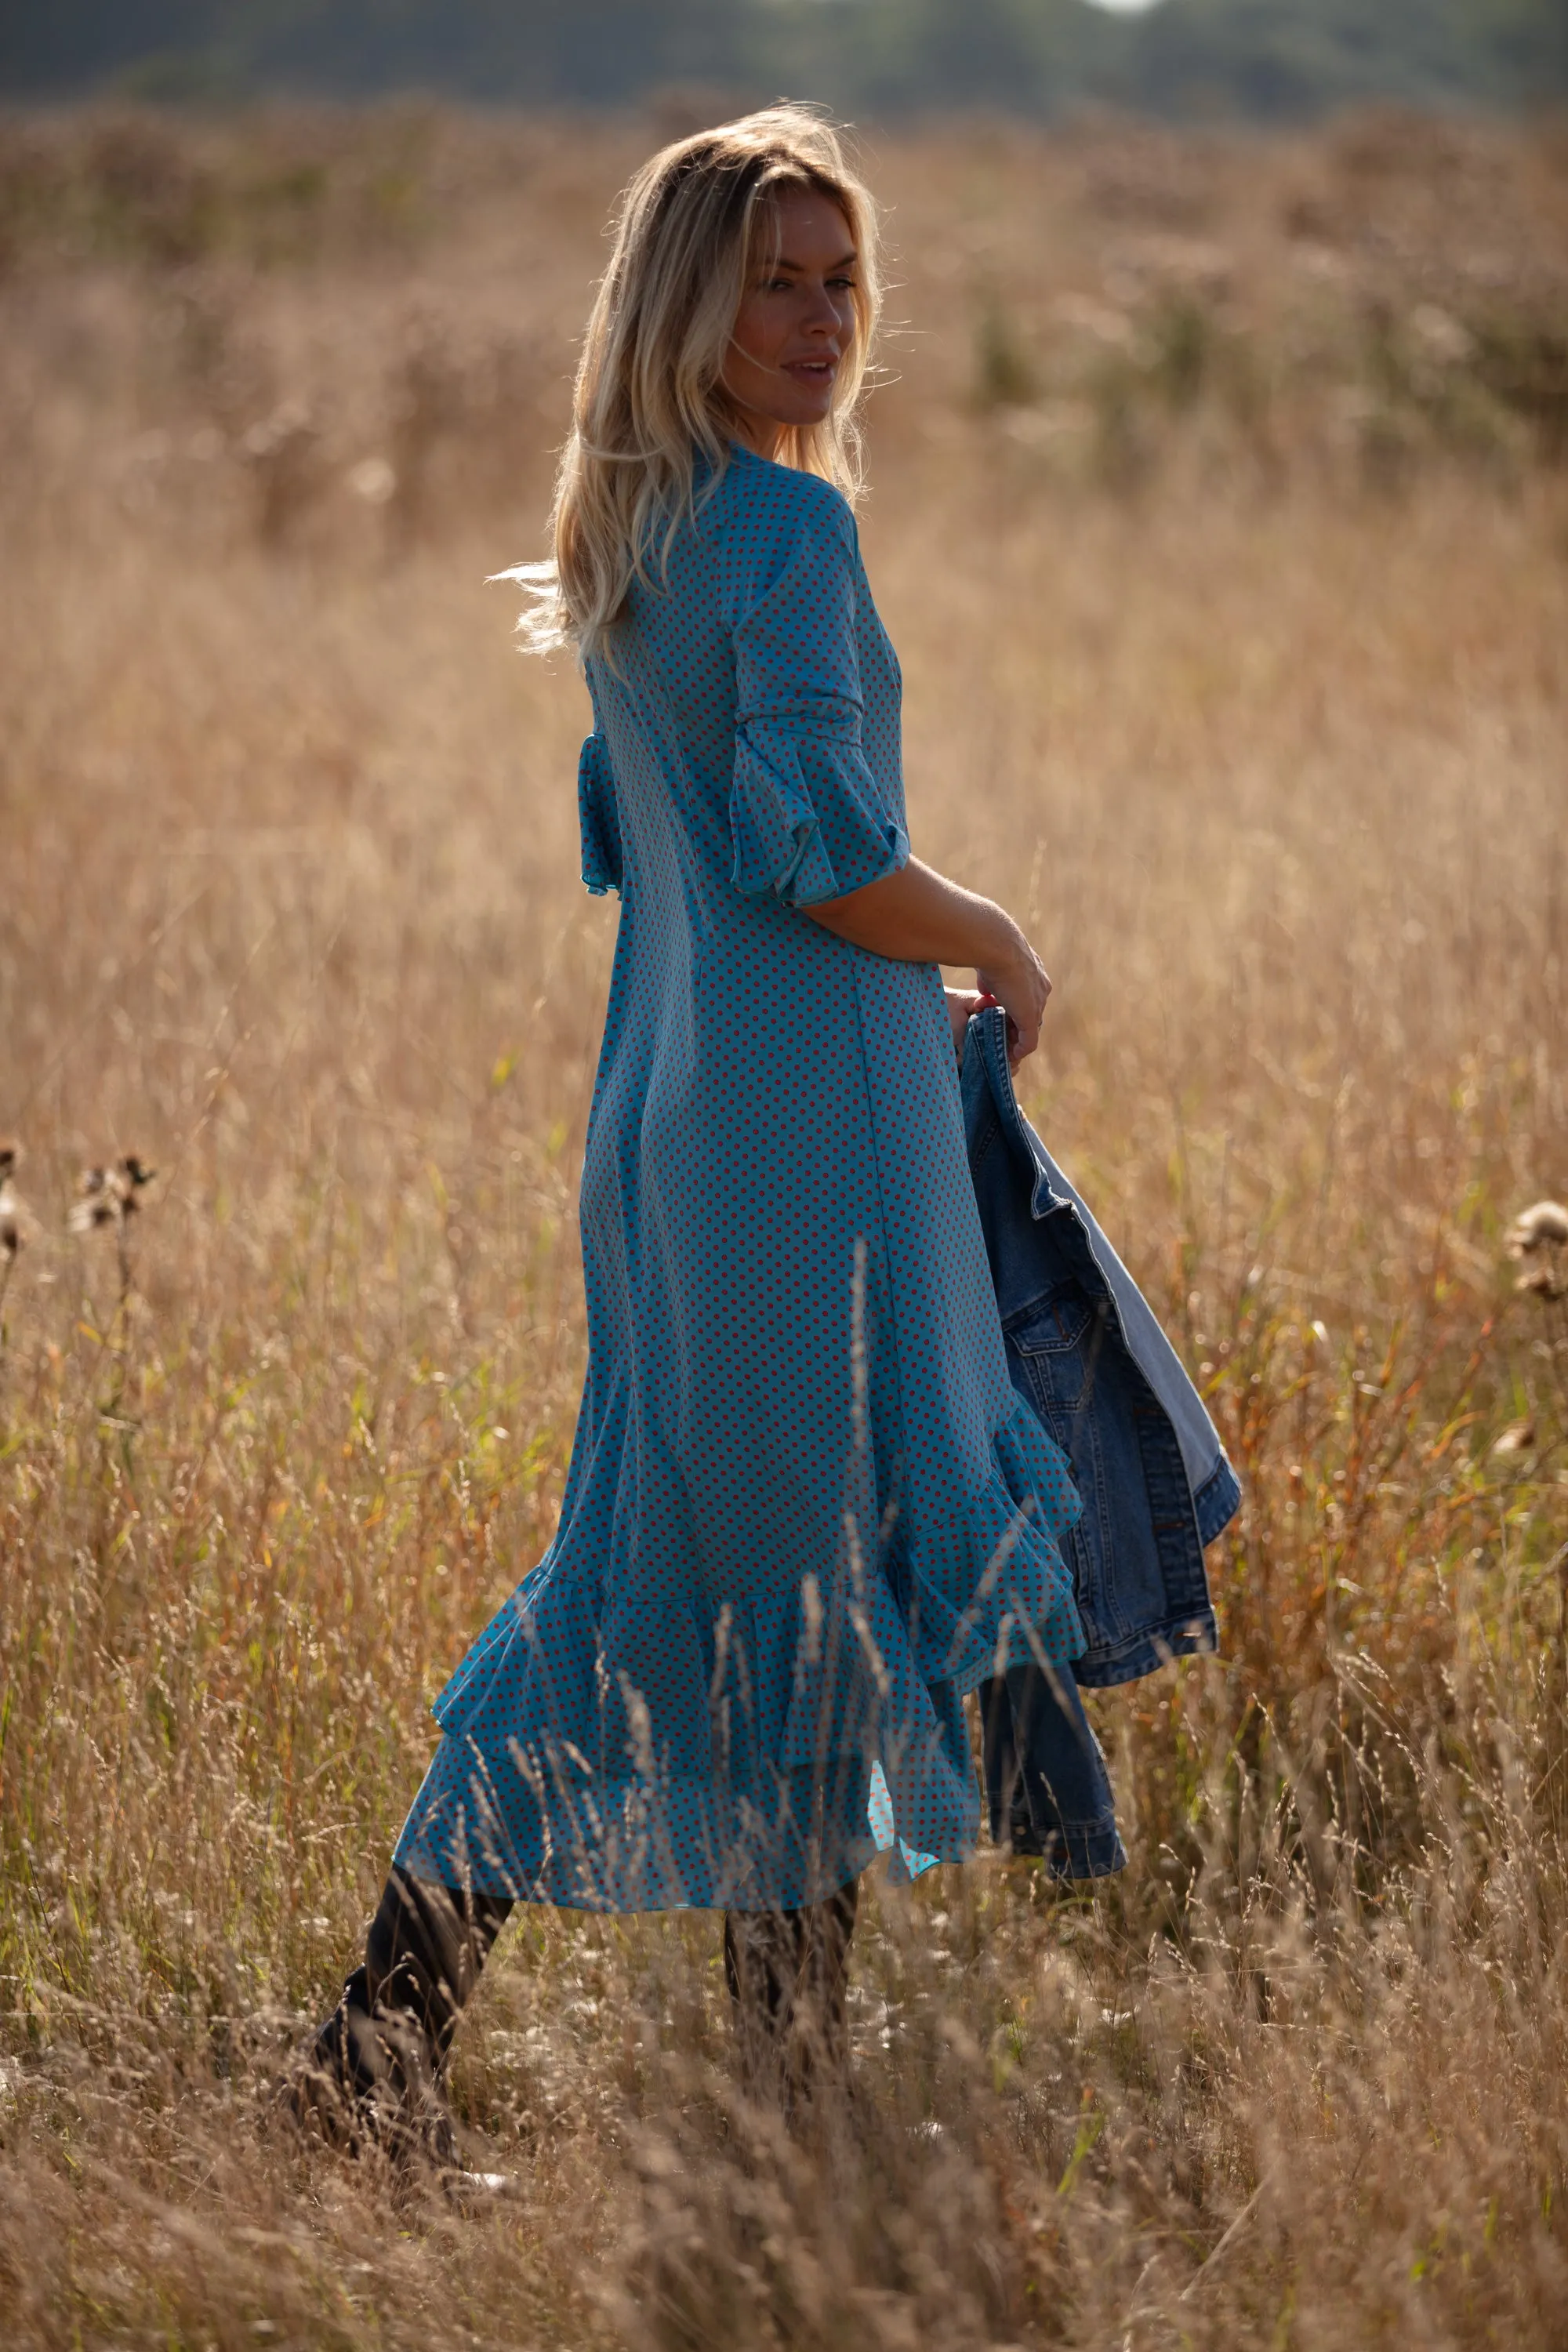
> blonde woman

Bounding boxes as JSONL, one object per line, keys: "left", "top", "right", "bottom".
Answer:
{"left": 301, "top": 106, "right": 1083, "bottom": 2152}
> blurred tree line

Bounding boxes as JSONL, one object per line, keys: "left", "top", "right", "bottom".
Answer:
{"left": 3, "top": 0, "right": 1565, "bottom": 115}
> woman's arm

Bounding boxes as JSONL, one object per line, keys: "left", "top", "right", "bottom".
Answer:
{"left": 803, "top": 855, "right": 1052, "bottom": 1064}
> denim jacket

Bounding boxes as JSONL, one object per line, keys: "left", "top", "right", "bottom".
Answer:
{"left": 963, "top": 1007, "right": 1240, "bottom": 1876}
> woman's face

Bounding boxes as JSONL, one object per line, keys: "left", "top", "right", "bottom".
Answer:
{"left": 720, "top": 184, "right": 859, "bottom": 456}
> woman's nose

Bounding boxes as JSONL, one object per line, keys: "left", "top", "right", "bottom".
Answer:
{"left": 802, "top": 286, "right": 843, "bottom": 338}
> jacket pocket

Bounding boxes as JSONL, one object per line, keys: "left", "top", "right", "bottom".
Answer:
{"left": 1009, "top": 1287, "right": 1111, "bottom": 1414}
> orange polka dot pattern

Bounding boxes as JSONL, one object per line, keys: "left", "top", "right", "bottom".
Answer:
{"left": 394, "top": 445, "right": 1085, "bottom": 1912}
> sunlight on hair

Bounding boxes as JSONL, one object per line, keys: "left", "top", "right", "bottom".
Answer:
{"left": 514, "top": 105, "right": 880, "bottom": 663}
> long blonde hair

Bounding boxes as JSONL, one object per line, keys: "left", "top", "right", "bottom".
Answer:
{"left": 511, "top": 107, "right": 881, "bottom": 662}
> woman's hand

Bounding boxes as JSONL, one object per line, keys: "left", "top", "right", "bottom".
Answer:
{"left": 975, "top": 926, "right": 1052, "bottom": 1069}
{"left": 805, "top": 856, "right": 1053, "bottom": 1069}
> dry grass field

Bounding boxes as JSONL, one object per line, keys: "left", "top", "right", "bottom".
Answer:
{"left": 2, "top": 100, "right": 1568, "bottom": 2350}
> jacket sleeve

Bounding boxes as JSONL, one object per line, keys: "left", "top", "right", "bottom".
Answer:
{"left": 729, "top": 487, "right": 908, "bottom": 908}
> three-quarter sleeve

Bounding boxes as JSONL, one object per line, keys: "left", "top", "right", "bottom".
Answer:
{"left": 578, "top": 729, "right": 622, "bottom": 896}
{"left": 730, "top": 490, "right": 909, "bottom": 908}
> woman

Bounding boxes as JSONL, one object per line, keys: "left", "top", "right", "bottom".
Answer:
{"left": 301, "top": 106, "right": 1085, "bottom": 2150}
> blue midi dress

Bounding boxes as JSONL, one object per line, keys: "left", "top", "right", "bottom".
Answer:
{"left": 394, "top": 444, "right": 1086, "bottom": 1912}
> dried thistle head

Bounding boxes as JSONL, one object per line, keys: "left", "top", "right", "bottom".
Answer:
{"left": 70, "top": 1167, "right": 111, "bottom": 1234}
{"left": 68, "top": 1156, "right": 155, "bottom": 1235}
{"left": 1516, "top": 1261, "right": 1566, "bottom": 1302}
{"left": 118, "top": 1155, "right": 156, "bottom": 1205}
{"left": 1508, "top": 1200, "right": 1568, "bottom": 1256}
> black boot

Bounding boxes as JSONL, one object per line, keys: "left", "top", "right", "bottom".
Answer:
{"left": 723, "top": 1878, "right": 858, "bottom": 2113}
{"left": 294, "top": 1867, "right": 513, "bottom": 2164}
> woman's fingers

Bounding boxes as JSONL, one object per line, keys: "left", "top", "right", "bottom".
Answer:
{"left": 976, "top": 937, "right": 1051, "bottom": 1066}
{"left": 945, "top": 985, "right": 985, "bottom": 1055}
{"left": 1007, "top": 1004, "right": 1041, "bottom": 1067}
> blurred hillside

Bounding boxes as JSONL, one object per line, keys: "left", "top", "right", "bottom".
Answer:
{"left": 4, "top": 0, "right": 1566, "bottom": 119}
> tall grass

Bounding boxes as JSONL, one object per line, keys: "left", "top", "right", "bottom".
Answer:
{"left": 2, "top": 104, "right": 1566, "bottom": 2348}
